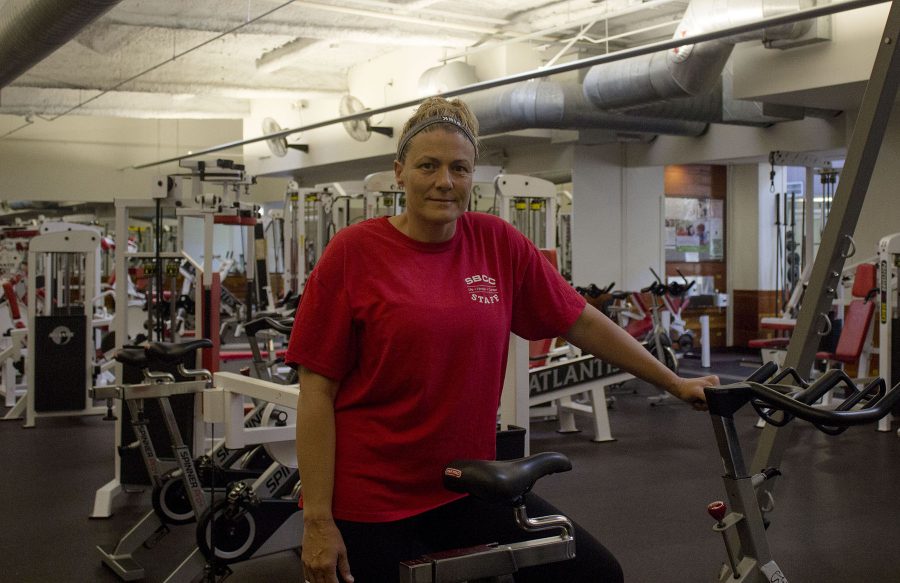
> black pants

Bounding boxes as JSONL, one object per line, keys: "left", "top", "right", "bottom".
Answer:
{"left": 335, "top": 494, "right": 623, "bottom": 583}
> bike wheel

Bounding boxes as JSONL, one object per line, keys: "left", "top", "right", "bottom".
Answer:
{"left": 197, "top": 499, "right": 257, "bottom": 564}
{"left": 151, "top": 471, "right": 196, "bottom": 525}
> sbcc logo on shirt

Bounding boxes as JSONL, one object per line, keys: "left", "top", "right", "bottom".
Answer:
{"left": 464, "top": 274, "right": 500, "bottom": 304}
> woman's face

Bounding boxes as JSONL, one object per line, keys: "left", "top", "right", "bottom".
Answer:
{"left": 394, "top": 127, "right": 476, "bottom": 241}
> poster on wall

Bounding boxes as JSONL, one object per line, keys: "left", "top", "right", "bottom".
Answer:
{"left": 664, "top": 198, "right": 724, "bottom": 262}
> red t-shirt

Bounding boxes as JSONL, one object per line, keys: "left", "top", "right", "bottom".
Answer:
{"left": 285, "top": 212, "right": 586, "bottom": 522}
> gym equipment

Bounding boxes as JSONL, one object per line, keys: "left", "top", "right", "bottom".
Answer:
{"left": 2, "top": 227, "right": 107, "bottom": 427}
{"left": 704, "top": 362, "right": 900, "bottom": 582}
{"left": 280, "top": 181, "right": 304, "bottom": 297}
{"left": 94, "top": 159, "right": 259, "bottom": 517}
{"left": 493, "top": 174, "right": 557, "bottom": 249}
{"left": 93, "top": 340, "right": 299, "bottom": 582}
{"left": 299, "top": 182, "right": 365, "bottom": 278}
{"left": 364, "top": 170, "right": 405, "bottom": 218}
{"left": 0, "top": 279, "right": 27, "bottom": 407}
{"left": 400, "top": 452, "right": 575, "bottom": 583}
{"left": 242, "top": 316, "right": 295, "bottom": 383}
{"left": 660, "top": 270, "right": 696, "bottom": 352}
{"left": 500, "top": 332, "right": 632, "bottom": 450}
{"left": 876, "top": 232, "right": 900, "bottom": 433}
{"left": 605, "top": 289, "right": 652, "bottom": 339}
{"left": 641, "top": 270, "right": 680, "bottom": 371}
{"left": 92, "top": 340, "right": 213, "bottom": 580}
{"left": 184, "top": 370, "right": 303, "bottom": 582}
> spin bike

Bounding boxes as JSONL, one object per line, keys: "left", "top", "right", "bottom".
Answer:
{"left": 704, "top": 362, "right": 900, "bottom": 582}
{"left": 400, "top": 452, "right": 576, "bottom": 583}
{"left": 641, "top": 268, "right": 697, "bottom": 373}
{"left": 92, "top": 339, "right": 298, "bottom": 581}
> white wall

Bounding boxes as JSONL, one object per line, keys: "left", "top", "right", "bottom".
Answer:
{"left": 852, "top": 105, "right": 900, "bottom": 259}
{"left": 624, "top": 116, "right": 847, "bottom": 167}
{"left": 733, "top": 4, "right": 887, "bottom": 107}
{"left": 570, "top": 144, "right": 665, "bottom": 291}
{"left": 623, "top": 166, "right": 665, "bottom": 290}
{"left": 571, "top": 144, "right": 623, "bottom": 287}
{"left": 0, "top": 116, "right": 242, "bottom": 202}
{"left": 728, "top": 164, "right": 761, "bottom": 291}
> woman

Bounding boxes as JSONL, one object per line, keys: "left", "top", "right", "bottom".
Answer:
{"left": 287, "top": 96, "right": 718, "bottom": 583}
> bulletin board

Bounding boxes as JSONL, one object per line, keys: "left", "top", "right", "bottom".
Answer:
{"left": 664, "top": 198, "right": 724, "bottom": 262}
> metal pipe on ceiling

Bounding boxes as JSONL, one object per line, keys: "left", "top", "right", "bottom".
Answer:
{"left": 582, "top": 0, "right": 814, "bottom": 111}
{"left": 132, "top": 0, "right": 886, "bottom": 170}
{"left": 465, "top": 80, "right": 708, "bottom": 137}
{"left": 0, "top": 0, "right": 125, "bottom": 89}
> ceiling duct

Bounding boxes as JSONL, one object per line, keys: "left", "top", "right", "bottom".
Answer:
{"left": 624, "top": 67, "right": 809, "bottom": 127}
{"left": 418, "top": 61, "right": 479, "bottom": 96}
{"left": 464, "top": 79, "right": 708, "bottom": 138}
{"left": 0, "top": 0, "right": 125, "bottom": 89}
{"left": 582, "top": 0, "right": 814, "bottom": 111}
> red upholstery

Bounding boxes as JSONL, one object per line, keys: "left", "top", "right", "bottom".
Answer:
{"left": 760, "top": 319, "right": 796, "bottom": 332}
{"left": 748, "top": 337, "right": 790, "bottom": 349}
{"left": 622, "top": 293, "right": 652, "bottom": 339}
{"left": 214, "top": 215, "right": 257, "bottom": 226}
{"left": 851, "top": 263, "right": 876, "bottom": 298}
{"left": 827, "top": 299, "right": 875, "bottom": 364}
{"left": 3, "top": 282, "right": 20, "bottom": 320}
{"left": 529, "top": 338, "right": 554, "bottom": 368}
{"left": 220, "top": 349, "right": 287, "bottom": 362}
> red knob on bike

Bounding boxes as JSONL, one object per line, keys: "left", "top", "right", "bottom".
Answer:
{"left": 707, "top": 501, "right": 727, "bottom": 522}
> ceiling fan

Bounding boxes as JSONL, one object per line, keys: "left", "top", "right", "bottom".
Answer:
{"left": 339, "top": 94, "right": 394, "bottom": 142}
{"left": 262, "top": 117, "right": 309, "bottom": 157}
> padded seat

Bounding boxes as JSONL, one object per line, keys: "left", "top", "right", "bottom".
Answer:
{"left": 748, "top": 337, "right": 790, "bottom": 349}
{"left": 816, "top": 300, "right": 875, "bottom": 364}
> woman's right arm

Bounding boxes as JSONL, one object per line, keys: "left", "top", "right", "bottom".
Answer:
{"left": 297, "top": 366, "right": 354, "bottom": 583}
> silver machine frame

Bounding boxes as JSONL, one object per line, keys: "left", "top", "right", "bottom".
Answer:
{"left": 876, "top": 232, "right": 899, "bottom": 433}
{"left": 712, "top": 4, "right": 900, "bottom": 581}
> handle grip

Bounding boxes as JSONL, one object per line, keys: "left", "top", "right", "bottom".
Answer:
{"left": 747, "top": 380, "right": 900, "bottom": 428}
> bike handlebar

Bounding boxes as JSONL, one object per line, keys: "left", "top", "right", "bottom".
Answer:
{"left": 706, "top": 363, "right": 900, "bottom": 434}
{"left": 745, "top": 377, "right": 897, "bottom": 428}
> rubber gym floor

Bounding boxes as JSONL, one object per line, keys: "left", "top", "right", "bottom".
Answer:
{"left": 2, "top": 351, "right": 899, "bottom": 583}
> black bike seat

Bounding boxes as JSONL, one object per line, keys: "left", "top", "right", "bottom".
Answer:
{"left": 146, "top": 339, "right": 213, "bottom": 362}
{"left": 443, "top": 452, "right": 572, "bottom": 505}
{"left": 115, "top": 347, "right": 148, "bottom": 368}
{"left": 244, "top": 316, "right": 293, "bottom": 337}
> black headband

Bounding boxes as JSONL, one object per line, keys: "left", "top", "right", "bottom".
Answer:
{"left": 396, "top": 115, "right": 477, "bottom": 160}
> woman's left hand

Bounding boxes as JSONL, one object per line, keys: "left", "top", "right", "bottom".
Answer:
{"left": 667, "top": 375, "right": 720, "bottom": 411}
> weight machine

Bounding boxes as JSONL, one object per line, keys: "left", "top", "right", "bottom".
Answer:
{"left": 279, "top": 180, "right": 304, "bottom": 298}
{"left": 299, "top": 181, "right": 364, "bottom": 281}
{"left": 2, "top": 227, "right": 106, "bottom": 427}
{"left": 364, "top": 170, "right": 406, "bottom": 218}
{"left": 876, "top": 232, "right": 900, "bottom": 433}
{"left": 93, "top": 158, "right": 259, "bottom": 518}
{"left": 494, "top": 174, "right": 557, "bottom": 249}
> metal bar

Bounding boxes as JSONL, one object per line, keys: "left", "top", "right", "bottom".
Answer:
{"left": 748, "top": 0, "right": 900, "bottom": 503}
{"left": 132, "top": 0, "right": 887, "bottom": 170}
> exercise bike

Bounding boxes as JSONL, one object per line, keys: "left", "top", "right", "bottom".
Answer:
{"left": 704, "top": 362, "right": 900, "bottom": 582}
{"left": 400, "top": 452, "right": 575, "bottom": 583}
{"left": 93, "top": 340, "right": 296, "bottom": 581}
{"left": 659, "top": 269, "right": 696, "bottom": 353}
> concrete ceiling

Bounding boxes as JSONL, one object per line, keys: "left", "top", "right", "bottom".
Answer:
{"left": 0, "top": 0, "right": 690, "bottom": 120}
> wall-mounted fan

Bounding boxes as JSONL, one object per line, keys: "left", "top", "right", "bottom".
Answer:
{"left": 262, "top": 117, "right": 309, "bottom": 157}
{"left": 339, "top": 95, "right": 393, "bottom": 142}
